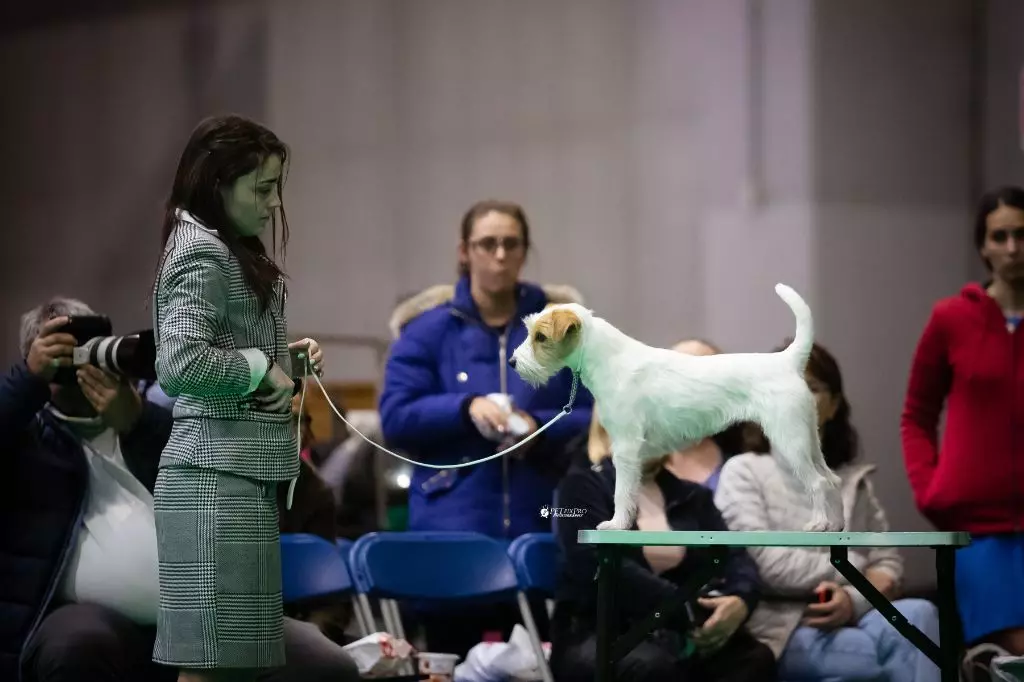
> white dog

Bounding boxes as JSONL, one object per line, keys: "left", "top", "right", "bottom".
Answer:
{"left": 509, "top": 283, "right": 845, "bottom": 533}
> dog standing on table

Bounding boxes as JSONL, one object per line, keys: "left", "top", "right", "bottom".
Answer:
{"left": 508, "top": 283, "right": 845, "bottom": 533}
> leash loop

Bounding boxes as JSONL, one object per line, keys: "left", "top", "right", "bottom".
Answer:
{"left": 294, "top": 355, "right": 583, "bottom": 471}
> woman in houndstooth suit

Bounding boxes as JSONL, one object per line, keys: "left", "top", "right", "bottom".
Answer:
{"left": 151, "top": 115, "right": 325, "bottom": 681}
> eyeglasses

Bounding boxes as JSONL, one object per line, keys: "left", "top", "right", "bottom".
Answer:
{"left": 989, "top": 227, "right": 1024, "bottom": 245}
{"left": 469, "top": 236, "right": 524, "bottom": 255}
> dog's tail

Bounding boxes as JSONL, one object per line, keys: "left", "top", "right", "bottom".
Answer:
{"left": 775, "top": 283, "right": 814, "bottom": 370}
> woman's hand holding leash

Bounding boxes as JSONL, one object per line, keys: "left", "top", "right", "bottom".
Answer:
{"left": 258, "top": 338, "right": 324, "bottom": 413}
{"left": 289, "top": 338, "right": 324, "bottom": 377}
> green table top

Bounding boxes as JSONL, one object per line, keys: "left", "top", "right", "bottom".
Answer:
{"left": 577, "top": 530, "right": 970, "bottom": 548}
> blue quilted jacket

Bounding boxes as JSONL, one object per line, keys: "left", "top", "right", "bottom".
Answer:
{"left": 379, "top": 276, "right": 594, "bottom": 539}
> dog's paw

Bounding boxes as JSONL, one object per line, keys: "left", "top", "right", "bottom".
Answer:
{"left": 823, "top": 517, "right": 845, "bottom": 532}
{"left": 597, "top": 517, "right": 629, "bottom": 531}
{"left": 802, "top": 517, "right": 832, "bottom": 532}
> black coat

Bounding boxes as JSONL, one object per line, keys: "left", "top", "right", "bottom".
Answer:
{"left": 552, "top": 455, "right": 762, "bottom": 634}
{"left": 0, "top": 360, "right": 173, "bottom": 682}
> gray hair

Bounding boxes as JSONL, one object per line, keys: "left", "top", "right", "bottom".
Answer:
{"left": 19, "top": 296, "right": 96, "bottom": 357}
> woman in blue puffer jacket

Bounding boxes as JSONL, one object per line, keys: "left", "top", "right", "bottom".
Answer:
{"left": 379, "top": 199, "right": 594, "bottom": 657}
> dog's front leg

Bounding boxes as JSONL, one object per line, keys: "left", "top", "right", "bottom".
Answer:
{"left": 596, "top": 453, "right": 643, "bottom": 531}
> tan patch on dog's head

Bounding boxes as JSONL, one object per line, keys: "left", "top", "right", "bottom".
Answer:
{"left": 533, "top": 308, "right": 580, "bottom": 344}
{"left": 528, "top": 307, "right": 582, "bottom": 363}
{"left": 511, "top": 303, "right": 590, "bottom": 386}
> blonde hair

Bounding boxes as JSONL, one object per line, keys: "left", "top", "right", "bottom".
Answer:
{"left": 586, "top": 405, "right": 612, "bottom": 465}
{"left": 586, "top": 404, "right": 669, "bottom": 476}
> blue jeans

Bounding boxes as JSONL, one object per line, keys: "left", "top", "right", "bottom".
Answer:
{"left": 777, "top": 598, "right": 940, "bottom": 682}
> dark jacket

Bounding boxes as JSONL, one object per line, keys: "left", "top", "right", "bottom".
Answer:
{"left": 277, "top": 458, "right": 338, "bottom": 542}
{"left": 552, "top": 457, "right": 762, "bottom": 635}
{"left": 378, "top": 276, "right": 594, "bottom": 538}
{"left": 0, "top": 360, "right": 173, "bottom": 682}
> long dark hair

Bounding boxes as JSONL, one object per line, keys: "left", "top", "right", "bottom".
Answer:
{"left": 457, "top": 199, "right": 532, "bottom": 277}
{"left": 157, "top": 114, "right": 290, "bottom": 310}
{"left": 754, "top": 340, "right": 860, "bottom": 469}
{"left": 974, "top": 185, "right": 1024, "bottom": 272}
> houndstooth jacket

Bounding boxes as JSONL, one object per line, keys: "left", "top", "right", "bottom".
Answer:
{"left": 152, "top": 209, "right": 299, "bottom": 482}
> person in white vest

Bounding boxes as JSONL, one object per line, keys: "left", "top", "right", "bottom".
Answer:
{"left": 715, "top": 340, "right": 940, "bottom": 682}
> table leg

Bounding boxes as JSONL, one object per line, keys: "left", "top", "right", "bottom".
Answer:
{"left": 596, "top": 546, "right": 621, "bottom": 682}
{"left": 935, "top": 546, "right": 960, "bottom": 682}
{"left": 830, "top": 546, "right": 942, "bottom": 665}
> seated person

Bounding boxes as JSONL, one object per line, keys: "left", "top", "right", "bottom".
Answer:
{"left": 312, "top": 405, "right": 382, "bottom": 541}
{"left": 550, "top": 406, "right": 777, "bottom": 682}
{"left": 661, "top": 338, "right": 769, "bottom": 491}
{"left": 2, "top": 297, "right": 360, "bottom": 682}
{"left": 714, "top": 341, "right": 940, "bottom": 682}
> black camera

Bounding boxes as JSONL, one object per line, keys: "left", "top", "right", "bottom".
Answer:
{"left": 52, "top": 315, "right": 157, "bottom": 385}
{"left": 684, "top": 581, "right": 727, "bottom": 628}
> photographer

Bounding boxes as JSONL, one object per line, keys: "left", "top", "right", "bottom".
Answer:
{"left": 1, "top": 297, "right": 359, "bottom": 682}
{"left": 0, "top": 297, "right": 170, "bottom": 682}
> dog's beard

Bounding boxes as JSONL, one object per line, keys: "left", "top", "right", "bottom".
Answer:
{"left": 512, "top": 352, "right": 558, "bottom": 388}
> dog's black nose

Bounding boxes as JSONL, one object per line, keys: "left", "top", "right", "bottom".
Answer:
{"left": 508, "top": 357, "right": 517, "bottom": 369}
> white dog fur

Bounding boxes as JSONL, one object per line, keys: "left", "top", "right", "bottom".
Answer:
{"left": 509, "top": 283, "right": 845, "bottom": 533}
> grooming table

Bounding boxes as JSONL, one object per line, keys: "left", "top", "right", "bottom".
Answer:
{"left": 578, "top": 530, "right": 971, "bottom": 682}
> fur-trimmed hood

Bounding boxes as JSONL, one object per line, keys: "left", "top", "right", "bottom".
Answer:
{"left": 389, "top": 281, "right": 585, "bottom": 339}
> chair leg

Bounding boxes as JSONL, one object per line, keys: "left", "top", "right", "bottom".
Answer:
{"left": 385, "top": 599, "right": 407, "bottom": 640}
{"left": 383, "top": 599, "right": 417, "bottom": 676}
{"left": 352, "top": 598, "right": 371, "bottom": 637}
{"left": 357, "top": 593, "right": 377, "bottom": 633}
{"left": 518, "top": 591, "right": 554, "bottom": 682}
{"left": 381, "top": 599, "right": 397, "bottom": 635}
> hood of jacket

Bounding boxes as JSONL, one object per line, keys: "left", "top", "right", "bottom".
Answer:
{"left": 960, "top": 281, "right": 991, "bottom": 304}
{"left": 388, "top": 278, "right": 585, "bottom": 339}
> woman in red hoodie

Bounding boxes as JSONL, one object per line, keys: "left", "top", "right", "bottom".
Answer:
{"left": 901, "top": 186, "right": 1024, "bottom": 670}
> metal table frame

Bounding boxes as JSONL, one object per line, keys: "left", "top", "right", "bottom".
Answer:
{"left": 578, "top": 530, "right": 971, "bottom": 682}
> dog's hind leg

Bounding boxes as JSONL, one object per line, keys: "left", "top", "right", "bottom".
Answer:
{"left": 758, "top": 402, "right": 845, "bottom": 532}
{"left": 597, "top": 449, "right": 643, "bottom": 531}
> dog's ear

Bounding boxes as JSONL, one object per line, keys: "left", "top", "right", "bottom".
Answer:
{"left": 551, "top": 309, "right": 581, "bottom": 343}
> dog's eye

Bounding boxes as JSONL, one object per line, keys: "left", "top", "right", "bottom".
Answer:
{"left": 534, "top": 332, "right": 547, "bottom": 343}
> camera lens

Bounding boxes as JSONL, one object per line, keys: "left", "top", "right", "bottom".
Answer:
{"left": 77, "top": 331, "right": 157, "bottom": 381}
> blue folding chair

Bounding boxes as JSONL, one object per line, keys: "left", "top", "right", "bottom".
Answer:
{"left": 280, "top": 533, "right": 369, "bottom": 635}
{"left": 349, "top": 531, "right": 521, "bottom": 645}
{"left": 508, "top": 533, "right": 557, "bottom": 682}
{"left": 281, "top": 533, "right": 353, "bottom": 603}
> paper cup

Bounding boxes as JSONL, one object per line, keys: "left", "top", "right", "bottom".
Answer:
{"left": 417, "top": 652, "right": 459, "bottom": 680}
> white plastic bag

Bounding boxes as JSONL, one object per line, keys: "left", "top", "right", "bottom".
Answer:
{"left": 341, "top": 631, "right": 415, "bottom": 677}
{"left": 454, "top": 624, "right": 548, "bottom": 682}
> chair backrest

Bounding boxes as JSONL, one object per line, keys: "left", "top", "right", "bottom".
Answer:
{"left": 507, "top": 533, "right": 558, "bottom": 597}
{"left": 280, "top": 533, "right": 354, "bottom": 604}
{"left": 349, "top": 531, "right": 519, "bottom": 603}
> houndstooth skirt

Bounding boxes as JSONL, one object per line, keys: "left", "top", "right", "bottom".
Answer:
{"left": 152, "top": 463, "right": 285, "bottom": 669}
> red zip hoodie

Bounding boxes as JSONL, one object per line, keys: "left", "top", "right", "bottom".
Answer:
{"left": 901, "top": 283, "right": 1024, "bottom": 534}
